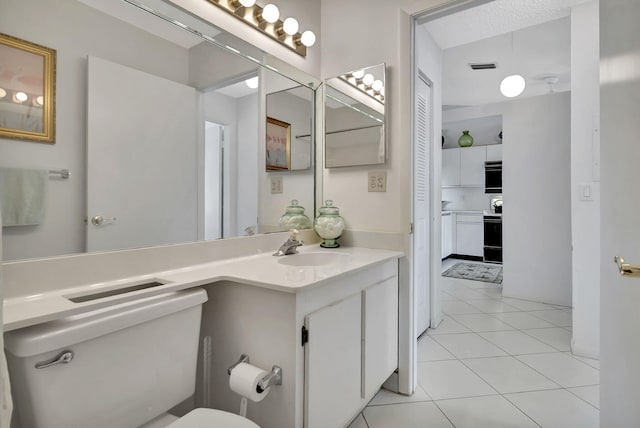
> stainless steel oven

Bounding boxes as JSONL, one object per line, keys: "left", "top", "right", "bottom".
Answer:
{"left": 483, "top": 214, "right": 502, "bottom": 264}
{"left": 485, "top": 161, "right": 502, "bottom": 194}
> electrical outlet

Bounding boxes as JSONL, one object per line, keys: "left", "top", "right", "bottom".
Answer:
{"left": 271, "top": 176, "right": 283, "bottom": 194}
{"left": 368, "top": 171, "right": 387, "bottom": 192}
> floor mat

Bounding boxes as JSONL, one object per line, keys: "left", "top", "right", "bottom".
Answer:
{"left": 442, "top": 262, "right": 503, "bottom": 284}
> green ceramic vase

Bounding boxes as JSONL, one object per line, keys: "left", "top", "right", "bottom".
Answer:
{"left": 458, "top": 130, "right": 474, "bottom": 147}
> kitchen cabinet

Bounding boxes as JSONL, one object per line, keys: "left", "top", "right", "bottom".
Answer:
{"left": 455, "top": 214, "right": 483, "bottom": 257}
{"left": 460, "top": 146, "right": 487, "bottom": 186}
{"left": 441, "top": 213, "right": 453, "bottom": 259}
{"left": 442, "top": 148, "right": 461, "bottom": 186}
{"left": 486, "top": 144, "right": 503, "bottom": 161}
{"left": 442, "top": 145, "right": 502, "bottom": 187}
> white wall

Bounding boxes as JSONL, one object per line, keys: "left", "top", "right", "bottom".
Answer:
{"left": 570, "top": 0, "right": 600, "bottom": 359}
{"left": 0, "top": 0, "right": 189, "bottom": 261}
{"left": 503, "top": 92, "right": 572, "bottom": 306}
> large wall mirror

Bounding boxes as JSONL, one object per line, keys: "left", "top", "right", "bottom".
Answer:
{"left": 324, "top": 63, "right": 386, "bottom": 168}
{"left": 0, "top": 0, "right": 318, "bottom": 261}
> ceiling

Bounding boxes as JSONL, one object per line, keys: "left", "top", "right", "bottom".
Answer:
{"left": 420, "top": 0, "right": 591, "bottom": 107}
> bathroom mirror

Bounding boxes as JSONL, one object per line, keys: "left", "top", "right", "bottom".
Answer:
{"left": 324, "top": 63, "right": 386, "bottom": 168}
{"left": 0, "top": 0, "right": 318, "bottom": 261}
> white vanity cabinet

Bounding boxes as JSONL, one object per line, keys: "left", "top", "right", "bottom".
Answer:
{"left": 198, "top": 257, "right": 400, "bottom": 428}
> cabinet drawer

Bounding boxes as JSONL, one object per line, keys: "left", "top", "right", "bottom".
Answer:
{"left": 456, "top": 214, "right": 482, "bottom": 223}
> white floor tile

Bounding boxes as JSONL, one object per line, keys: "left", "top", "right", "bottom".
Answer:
{"left": 505, "top": 389, "right": 599, "bottom": 428}
{"left": 522, "top": 328, "right": 572, "bottom": 351}
{"left": 427, "top": 316, "right": 472, "bottom": 335}
{"left": 436, "top": 395, "right": 539, "bottom": 428}
{"left": 475, "top": 288, "right": 504, "bottom": 299}
{"left": 418, "top": 360, "right": 497, "bottom": 400}
{"left": 462, "top": 356, "right": 559, "bottom": 393}
{"left": 363, "top": 401, "right": 454, "bottom": 428}
{"left": 418, "top": 335, "right": 455, "bottom": 362}
{"left": 568, "top": 385, "right": 600, "bottom": 409}
{"left": 567, "top": 353, "right": 600, "bottom": 370}
{"left": 479, "top": 330, "right": 557, "bottom": 355}
{"left": 516, "top": 353, "right": 600, "bottom": 388}
{"left": 501, "top": 298, "right": 556, "bottom": 311}
{"left": 464, "top": 299, "right": 520, "bottom": 313}
{"left": 346, "top": 413, "right": 368, "bottom": 428}
{"left": 431, "top": 333, "right": 507, "bottom": 359}
{"left": 440, "top": 291, "right": 461, "bottom": 301}
{"left": 450, "top": 313, "right": 515, "bottom": 332}
{"left": 368, "top": 385, "right": 431, "bottom": 406}
{"left": 442, "top": 300, "right": 485, "bottom": 315}
{"left": 491, "top": 312, "right": 556, "bottom": 329}
{"left": 529, "top": 310, "right": 573, "bottom": 327}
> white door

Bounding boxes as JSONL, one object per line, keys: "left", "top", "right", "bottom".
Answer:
{"left": 304, "top": 293, "right": 362, "bottom": 428}
{"left": 86, "top": 56, "right": 198, "bottom": 252}
{"left": 414, "top": 72, "right": 431, "bottom": 337}
{"left": 601, "top": 1, "right": 640, "bottom": 424}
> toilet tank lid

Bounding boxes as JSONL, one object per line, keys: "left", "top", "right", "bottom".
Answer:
{"left": 4, "top": 288, "right": 208, "bottom": 357}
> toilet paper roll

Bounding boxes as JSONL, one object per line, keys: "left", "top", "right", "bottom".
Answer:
{"left": 229, "top": 362, "right": 270, "bottom": 402}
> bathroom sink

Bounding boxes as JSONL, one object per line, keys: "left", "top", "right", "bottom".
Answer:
{"left": 278, "top": 252, "right": 350, "bottom": 267}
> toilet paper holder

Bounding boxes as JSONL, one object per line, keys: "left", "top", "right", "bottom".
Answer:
{"left": 227, "top": 353, "right": 282, "bottom": 393}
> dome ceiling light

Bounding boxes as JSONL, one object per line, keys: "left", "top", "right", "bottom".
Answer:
{"left": 500, "top": 74, "right": 526, "bottom": 98}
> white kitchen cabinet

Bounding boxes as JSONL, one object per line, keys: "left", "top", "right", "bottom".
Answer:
{"left": 305, "top": 293, "right": 363, "bottom": 428}
{"left": 455, "top": 214, "right": 483, "bottom": 257}
{"left": 486, "top": 144, "right": 503, "bottom": 161}
{"left": 442, "top": 148, "right": 461, "bottom": 186}
{"left": 363, "top": 277, "right": 399, "bottom": 399}
{"left": 460, "top": 146, "right": 486, "bottom": 186}
{"left": 441, "top": 213, "right": 453, "bottom": 259}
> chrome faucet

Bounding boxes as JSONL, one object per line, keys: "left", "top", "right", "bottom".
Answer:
{"left": 273, "top": 229, "right": 303, "bottom": 256}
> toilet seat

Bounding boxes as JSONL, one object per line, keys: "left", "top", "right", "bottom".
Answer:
{"left": 167, "top": 408, "right": 260, "bottom": 428}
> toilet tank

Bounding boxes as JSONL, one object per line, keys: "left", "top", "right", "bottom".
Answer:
{"left": 4, "top": 288, "right": 208, "bottom": 428}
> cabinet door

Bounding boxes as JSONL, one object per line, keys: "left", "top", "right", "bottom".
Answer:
{"left": 460, "top": 146, "right": 486, "bottom": 186}
{"left": 486, "top": 144, "right": 503, "bottom": 161}
{"left": 441, "top": 214, "right": 453, "bottom": 258}
{"left": 442, "top": 148, "right": 460, "bottom": 186}
{"left": 305, "top": 293, "right": 362, "bottom": 428}
{"left": 364, "top": 277, "right": 399, "bottom": 399}
{"left": 456, "top": 221, "right": 484, "bottom": 257}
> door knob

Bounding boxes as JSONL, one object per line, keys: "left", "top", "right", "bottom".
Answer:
{"left": 614, "top": 256, "right": 640, "bottom": 277}
{"left": 91, "top": 215, "right": 117, "bottom": 226}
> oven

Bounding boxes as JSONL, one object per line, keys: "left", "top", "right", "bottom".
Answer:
{"left": 485, "top": 161, "right": 502, "bottom": 194}
{"left": 483, "top": 214, "right": 502, "bottom": 264}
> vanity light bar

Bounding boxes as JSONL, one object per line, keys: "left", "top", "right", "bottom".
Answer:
{"left": 340, "top": 73, "right": 385, "bottom": 104}
{"left": 206, "top": 0, "right": 314, "bottom": 57}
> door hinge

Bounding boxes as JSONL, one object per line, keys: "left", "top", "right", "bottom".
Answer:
{"left": 301, "top": 326, "right": 309, "bottom": 346}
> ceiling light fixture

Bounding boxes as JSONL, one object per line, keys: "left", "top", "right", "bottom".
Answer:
{"left": 206, "top": 0, "right": 313, "bottom": 57}
{"left": 500, "top": 74, "right": 526, "bottom": 98}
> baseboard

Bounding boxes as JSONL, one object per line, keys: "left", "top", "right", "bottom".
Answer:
{"left": 571, "top": 341, "right": 600, "bottom": 360}
{"left": 448, "top": 254, "right": 483, "bottom": 262}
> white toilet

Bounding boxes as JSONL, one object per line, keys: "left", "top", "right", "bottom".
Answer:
{"left": 4, "top": 288, "right": 259, "bottom": 428}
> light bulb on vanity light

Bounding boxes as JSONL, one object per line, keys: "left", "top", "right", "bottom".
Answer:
{"left": 300, "top": 30, "right": 316, "bottom": 47}
{"left": 282, "top": 17, "right": 299, "bottom": 35}
{"left": 262, "top": 4, "right": 280, "bottom": 23}
{"left": 36, "top": 95, "right": 44, "bottom": 106}
{"left": 245, "top": 76, "right": 259, "bottom": 89}
{"left": 362, "top": 74, "right": 375, "bottom": 86}
{"left": 352, "top": 70, "right": 365, "bottom": 79}
{"left": 238, "top": 0, "right": 256, "bottom": 7}
{"left": 0, "top": 88, "right": 6, "bottom": 98}
{"left": 14, "top": 91, "right": 28, "bottom": 103}
{"left": 372, "top": 80, "right": 383, "bottom": 92}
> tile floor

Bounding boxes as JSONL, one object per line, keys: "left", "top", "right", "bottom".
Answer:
{"left": 347, "top": 259, "right": 600, "bottom": 428}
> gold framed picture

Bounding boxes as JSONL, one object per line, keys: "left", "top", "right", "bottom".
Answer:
{"left": 0, "top": 33, "right": 56, "bottom": 144}
{"left": 266, "top": 117, "right": 291, "bottom": 171}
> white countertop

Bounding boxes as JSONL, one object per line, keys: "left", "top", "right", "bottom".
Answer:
{"left": 3, "top": 245, "right": 403, "bottom": 331}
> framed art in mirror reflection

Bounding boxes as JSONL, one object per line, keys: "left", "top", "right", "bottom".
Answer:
{"left": 266, "top": 116, "right": 291, "bottom": 171}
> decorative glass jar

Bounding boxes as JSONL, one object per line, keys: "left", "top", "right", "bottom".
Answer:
{"left": 458, "top": 130, "right": 474, "bottom": 147}
{"left": 313, "top": 200, "right": 345, "bottom": 248}
{"left": 278, "top": 199, "right": 312, "bottom": 230}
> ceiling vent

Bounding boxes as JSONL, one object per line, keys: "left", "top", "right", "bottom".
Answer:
{"left": 469, "top": 63, "right": 497, "bottom": 70}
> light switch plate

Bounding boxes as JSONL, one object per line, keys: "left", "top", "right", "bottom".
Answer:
{"left": 271, "top": 176, "right": 283, "bottom": 194}
{"left": 368, "top": 171, "right": 387, "bottom": 192}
